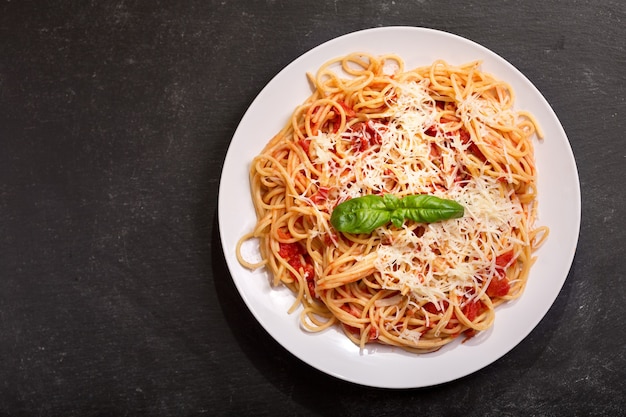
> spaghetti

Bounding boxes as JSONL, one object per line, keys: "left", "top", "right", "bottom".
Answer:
{"left": 236, "top": 53, "right": 548, "bottom": 352}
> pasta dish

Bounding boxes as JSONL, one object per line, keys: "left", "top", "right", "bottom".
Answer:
{"left": 236, "top": 53, "right": 548, "bottom": 352}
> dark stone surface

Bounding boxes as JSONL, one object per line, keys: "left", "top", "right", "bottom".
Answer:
{"left": 0, "top": 1, "right": 624, "bottom": 416}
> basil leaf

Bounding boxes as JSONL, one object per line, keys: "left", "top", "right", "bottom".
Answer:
{"left": 330, "top": 194, "right": 464, "bottom": 234}
{"left": 329, "top": 195, "right": 391, "bottom": 234}
{"left": 382, "top": 194, "right": 401, "bottom": 210}
{"left": 397, "top": 194, "right": 465, "bottom": 223}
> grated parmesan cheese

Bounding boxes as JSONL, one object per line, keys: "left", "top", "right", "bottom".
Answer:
{"left": 302, "top": 80, "right": 530, "bottom": 309}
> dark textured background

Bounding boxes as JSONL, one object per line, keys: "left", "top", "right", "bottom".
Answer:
{"left": 1, "top": 1, "right": 625, "bottom": 416}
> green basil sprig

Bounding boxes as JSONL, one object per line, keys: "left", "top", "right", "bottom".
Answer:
{"left": 330, "top": 194, "right": 464, "bottom": 234}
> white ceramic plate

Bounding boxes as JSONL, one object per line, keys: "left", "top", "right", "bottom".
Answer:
{"left": 218, "top": 27, "right": 580, "bottom": 388}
